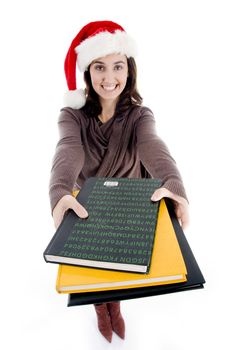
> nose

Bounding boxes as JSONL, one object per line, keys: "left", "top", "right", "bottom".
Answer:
{"left": 102, "top": 69, "right": 116, "bottom": 83}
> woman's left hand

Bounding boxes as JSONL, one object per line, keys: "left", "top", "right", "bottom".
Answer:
{"left": 151, "top": 187, "right": 189, "bottom": 230}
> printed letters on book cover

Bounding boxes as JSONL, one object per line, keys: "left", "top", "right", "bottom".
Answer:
{"left": 44, "top": 177, "right": 162, "bottom": 273}
{"left": 56, "top": 199, "right": 187, "bottom": 293}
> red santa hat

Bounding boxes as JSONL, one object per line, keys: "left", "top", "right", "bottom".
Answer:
{"left": 64, "top": 20, "right": 137, "bottom": 109}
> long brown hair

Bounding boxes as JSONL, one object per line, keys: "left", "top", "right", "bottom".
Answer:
{"left": 81, "top": 57, "right": 143, "bottom": 118}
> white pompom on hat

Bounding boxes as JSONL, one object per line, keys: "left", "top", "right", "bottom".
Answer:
{"left": 64, "top": 20, "right": 137, "bottom": 109}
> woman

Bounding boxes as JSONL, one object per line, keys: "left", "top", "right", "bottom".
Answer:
{"left": 49, "top": 20, "right": 189, "bottom": 343}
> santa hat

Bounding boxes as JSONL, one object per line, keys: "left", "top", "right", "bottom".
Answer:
{"left": 64, "top": 20, "right": 137, "bottom": 109}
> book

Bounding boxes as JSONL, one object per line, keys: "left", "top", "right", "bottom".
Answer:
{"left": 44, "top": 177, "right": 162, "bottom": 273}
{"left": 56, "top": 199, "right": 187, "bottom": 293}
{"left": 67, "top": 200, "right": 205, "bottom": 306}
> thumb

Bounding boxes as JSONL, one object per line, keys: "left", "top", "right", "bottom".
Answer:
{"left": 72, "top": 200, "right": 89, "bottom": 219}
{"left": 151, "top": 188, "right": 164, "bottom": 202}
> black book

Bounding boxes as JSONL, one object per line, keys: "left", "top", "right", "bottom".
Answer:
{"left": 67, "top": 200, "right": 205, "bottom": 306}
{"left": 44, "top": 177, "right": 162, "bottom": 273}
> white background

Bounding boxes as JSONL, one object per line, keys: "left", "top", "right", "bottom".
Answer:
{"left": 1, "top": 0, "right": 233, "bottom": 349}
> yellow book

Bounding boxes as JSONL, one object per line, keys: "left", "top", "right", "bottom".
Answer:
{"left": 56, "top": 199, "right": 187, "bottom": 293}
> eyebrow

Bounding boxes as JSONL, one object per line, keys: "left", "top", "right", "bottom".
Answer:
{"left": 93, "top": 60, "right": 126, "bottom": 65}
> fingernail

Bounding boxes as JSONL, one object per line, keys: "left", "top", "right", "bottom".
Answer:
{"left": 82, "top": 210, "right": 89, "bottom": 218}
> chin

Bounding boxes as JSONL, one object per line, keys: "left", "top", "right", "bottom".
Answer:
{"left": 99, "top": 92, "right": 121, "bottom": 101}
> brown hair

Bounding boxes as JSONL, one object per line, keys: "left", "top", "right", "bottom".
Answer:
{"left": 81, "top": 57, "right": 143, "bottom": 118}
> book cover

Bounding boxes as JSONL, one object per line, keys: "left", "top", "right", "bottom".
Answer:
{"left": 44, "top": 177, "right": 162, "bottom": 273}
{"left": 56, "top": 199, "right": 187, "bottom": 293}
{"left": 67, "top": 200, "right": 205, "bottom": 306}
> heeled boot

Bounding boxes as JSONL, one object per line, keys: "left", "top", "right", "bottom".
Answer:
{"left": 94, "top": 303, "right": 113, "bottom": 343}
{"left": 107, "top": 301, "right": 125, "bottom": 339}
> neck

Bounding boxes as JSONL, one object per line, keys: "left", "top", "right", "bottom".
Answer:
{"left": 99, "top": 99, "right": 118, "bottom": 123}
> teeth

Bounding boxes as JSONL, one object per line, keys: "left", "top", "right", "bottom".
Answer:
{"left": 102, "top": 85, "right": 117, "bottom": 91}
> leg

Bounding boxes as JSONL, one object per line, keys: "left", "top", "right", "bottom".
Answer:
{"left": 94, "top": 303, "right": 113, "bottom": 342}
{"left": 107, "top": 301, "right": 125, "bottom": 339}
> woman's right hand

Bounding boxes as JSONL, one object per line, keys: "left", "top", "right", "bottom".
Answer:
{"left": 52, "top": 194, "right": 89, "bottom": 229}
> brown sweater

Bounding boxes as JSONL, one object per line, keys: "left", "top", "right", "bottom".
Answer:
{"left": 49, "top": 105, "right": 188, "bottom": 212}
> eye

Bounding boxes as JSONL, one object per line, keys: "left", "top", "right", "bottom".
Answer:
{"left": 94, "top": 65, "right": 105, "bottom": 71}
{"left": 114, "top": 65, "right": 123, "bottom": 71}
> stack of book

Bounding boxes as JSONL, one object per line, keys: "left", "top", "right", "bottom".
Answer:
{"left": 44, "top": 177, "right": 205, "bottom": 306}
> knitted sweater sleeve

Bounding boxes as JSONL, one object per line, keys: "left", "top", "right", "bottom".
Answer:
{"left": 135, "top": 107, "right": 188, "bottom": 201}
{"left": 49, "top": 109, "right": 85, "bottom": 213}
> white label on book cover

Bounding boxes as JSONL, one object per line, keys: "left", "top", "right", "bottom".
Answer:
{"left": 104, "top": 181, "right": 119, "bottom": 187}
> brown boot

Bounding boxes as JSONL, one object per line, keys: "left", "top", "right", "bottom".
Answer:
{"left": 107, "top": 301, "right": 125, "bottom": 340}
{"left": 94, "top": 303, "right": 113, "bottom": 343}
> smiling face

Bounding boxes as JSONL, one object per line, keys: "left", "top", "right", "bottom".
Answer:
{"left": 89, "top": 54, "right": 128, "bottom": 105}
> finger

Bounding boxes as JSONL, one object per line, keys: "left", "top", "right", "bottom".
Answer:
{"left": 54, "top": 209, "right": 65, "bottom": 229}
{"left": 55, "top": 218, "right": 61, "bottom": 230}
{"left": 176, "top": 210, "right": 189, "bottom": 230}
{"left": 54, "top": 213, "right": 61, "bottom": 230}
{"left": 181, "top": 214, "right": 190, "bottom": 231}
{"left": 174, "top": 206, "right": 184, "bottom": 228}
